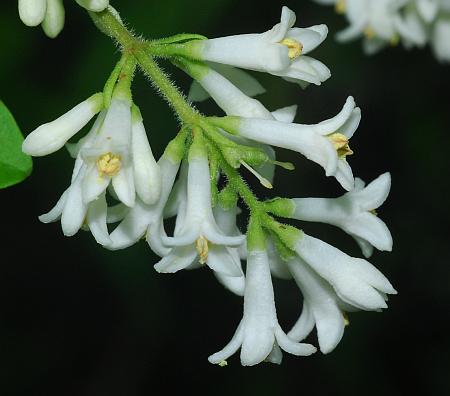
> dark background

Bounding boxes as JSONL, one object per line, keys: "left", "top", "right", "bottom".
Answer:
{"left": 1, "top": 0, "right": 450, "bottom": 395}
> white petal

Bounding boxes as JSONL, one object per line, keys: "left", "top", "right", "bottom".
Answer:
{"left": 39, "top": 189, "right": 69, "bottom": 223}
{"left": 153, "top": 246, "right": 198, "bottom": 273}
{"left": 18, "top": 0, "right": 47, "bottom": 26}
{"left": 208, "top": 321, "right": 244, "bottom": 365}
{"left": 287, "top": 24, "right": 328, "bottom": 53}
{"left": 86, "top": 192, "right": 111, "bottom": 246}
{"left": 112, "top": 165, "right": 136, "bottom": 207}
{"left": 146, "top": 220, "right": 171, "bottom": 257}
{"left": 131, "top": 116, "right": 161, "bottom": 205}
{"left": 432, "top": 18, "right": 450, "bottom": 62}
{"left": 287, "top": 301, "right": 315, "bottom": 342}
{"left": 42, "top": 0, "right": 65, "bottom": 38}
{"left": 82, "top": 164, "right": 110, "bottom": 204}
{"left": 335, "top": 159, "right": 355, "bottom": 191}
{"left": 23, "top": 93, "right": 103, "bottom": 156}
{"left": 265, "top": 343, "right": 283, "bottom": 365}
{"left": 61, "top": 167, "right": 88, "bottom": 236}
{"left": 108, "top": 199, "right": 151, "bottom": 250}
{"left": 275, "top": 326, "right": 317, "bottom": 356}
{"left": 240, "top": 250, "right": 277, "bottom": 366}
{"left": 271, "top": 105, "right": 298, "bottom": 123}
{"left": 277, "top": 56, "right": 331, "bottom": 85}
{"left": 106, "top": 203, "right": 129, "bottom": 224}
{"left": 207, "top": 245, "right": 243, "bottom": 277}
{"left": 287, "top": 258, "right": 345, "bottom": 354}
{"left": 214, "top": 270, "right": 245, "bottom": 296}
{"left": 355, "top": 172, "right": 391, "bottom": 210}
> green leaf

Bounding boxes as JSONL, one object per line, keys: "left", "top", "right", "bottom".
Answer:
{"left": 0, "top": 100, "right": 33, "bottom": 189}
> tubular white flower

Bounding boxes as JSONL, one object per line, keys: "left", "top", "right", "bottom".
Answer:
{"left": 291, "top": 173, "right": 393, "bottom": 258}
{"left": 38, "top": 112, "right": 111, "bottom": 244}
{"left": 294, "top": 234, "right": 397, "bottom": 311}
{"left": 106, "top": 155, "right": 181, "bottom": 254}
{"left": 235, "top": 96, "right": 360, "bottom": 190}
{"left": 208, "top": 248, "right": 316, "bottom": 366}
{"left": 286, "top": 257, "right": 346, "bottom": 354}
{"left": 42, "top": 0, "right": 65, "bottom": 39}
{"left": 22, "top": 93, "right": 103, "bottom": 157}
{"left": 154, "top": 140, "right": 245, "bottom": 276}
{"left": 75, "top": 0, "right": 109, "bottom": 12}
{"left": 18, "top": 0, "right": 47, "bottom": 27}
{"left": 191, "top": 6, "right": 330, "bottom": 85}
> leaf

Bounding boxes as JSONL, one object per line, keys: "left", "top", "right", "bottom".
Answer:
{"left": 0, "top": 100, "right": 33, "bottom": 189}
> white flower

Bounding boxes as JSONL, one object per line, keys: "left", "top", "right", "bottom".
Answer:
{"left": 294, "top": 234, "right": 397, "bottom": 310}
{"left": 208, "top": 248, "right": 316, "bottom": 366}
{"left": 18, "top": 0, "right": 109, "bottom": 38}
{"left": 154, "top": 136, "right": 245, "bottom": 276}
{"left": 189, "top": 6, "right": 330, "bottom": 85}
{"left": 290, "top": 173, "right": 393, "bottom": 258}
{"left": 219, "top": 96, "right": 360, "bottom": 190}
{"left": 24, "top": 91, "right": 161, "bottom": 243}
{"left": 431, "top": 15, "right": 450, "bottom": 61}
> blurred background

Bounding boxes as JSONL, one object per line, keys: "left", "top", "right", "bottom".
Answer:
{"left": 1, "top": 0, "right": 450, "bottom": 395}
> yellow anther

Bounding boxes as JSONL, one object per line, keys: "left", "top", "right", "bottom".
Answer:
{"left": 328, "top": 133, "right": 354, "bottom": 159}
{"left": 364, "top": 26, "right": 375, "bottom": 40}
{"left": 343, "top": 312, "right": 350, "bottom": 327}
{"left": 97, "top": 152, "right": 122, "bottom": 177}
{"left": 280, "top": 38, "right": 303, "bottom": 60}
{"left": 196, "top": 235, "right": 209, "bottom": 264}
{"left": 390, "top": 34, "right": 400, "bottom": 47}
{"left": 219, "top": 360, "right": 228, "bottom": 367}
{"left": 335, "top": 0, "right": 346, "bottom": 14}
{"left": 370, "top": 209, "right": 378, "bottom": 216}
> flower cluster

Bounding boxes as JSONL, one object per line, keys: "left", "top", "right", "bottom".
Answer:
{"left": 18, "top": 0, "right": 109, "bottom": 38}
{"left": 314, "top": 0, "right": 450, "bottom": 61}
{"left": 22, "top": 5, "right": 396, "bottom": 366}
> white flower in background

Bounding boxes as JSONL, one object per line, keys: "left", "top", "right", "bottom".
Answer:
{"left": 209, "top": 247, "right": 317, "bottom": 366}
{"left": 290, "top": 173, "right": 393, "bottom": 258}
{"left": 23, "top": 91, "right": 161, "bottom": 243}
{"left": 18, "top": 0, "right": 109, "bottom": 38}
{"left": 154, "top": 135, "right": 245, "bottom": 277}
{"left": 431, "top": 15, "right": 450, "bottom": 61}
{"left": 315, "top": 0, "right": 450, "bottom": 61}
{"left": 187, "top": 6, "right": 330, "bottom": 85}
{"left": 215, "top": 96, "right": 360, "bottom": 190}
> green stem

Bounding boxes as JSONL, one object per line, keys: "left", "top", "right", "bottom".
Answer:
{"left": 89, "top": 9, "right": 199, "bottom": 124}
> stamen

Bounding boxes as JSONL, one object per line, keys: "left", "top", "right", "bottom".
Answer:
{"left": 240, "top": 160, "right": 273, "bottom": 189}
{"left": 273, "top": 160, "right": 295, "bottom": 171}
{"left": 219, "top": 360, "right": 228, "bottom": 367}
{"left": 280, "top": 38, "right": 303, "bottom": 60}
{"left": 97, "top": 152, "right": 122, "bottom": 177}
{"left": 335, "top": 0, "right": 346, "bottom": 14}
{"left": 364, "top": 26, "right": 375, "bottom": 40}
{"left": 327, "top": 133, "right": 354, "bottom": 159}
{"left": 343, "top": 312, "right": 350, "bottom": 327}
{"left": 196, "top": 235, "right": 209, "bottom": 264}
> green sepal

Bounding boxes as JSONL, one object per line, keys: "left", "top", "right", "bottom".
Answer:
{"left": 153, "top": 33, "right": 208, "bottom": 45}
{"left": 0, "top": 101, "right": 33, "bottom": 189}
{"left": 262, "top": 217, "right": 303, "bottom": 251}
{"left": 269, "top": 231, "right": 297, "bottom": 261}
{"left": 218, "top": 184, "right": 238, "bottom": 210}
{"left": 247, "top": 217, "right": 266, "bottom": 251}
{"left": 103, "top": 55, "right": 127, "bottom": 108}
{"left": 264, "top": 198, "right": 295, "bottom": 218}
{"left": 164, "top": 127, "right": 190, "bottom": 164}
{"left": 207, "top": 142, "right": 220, "bottom": 207}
